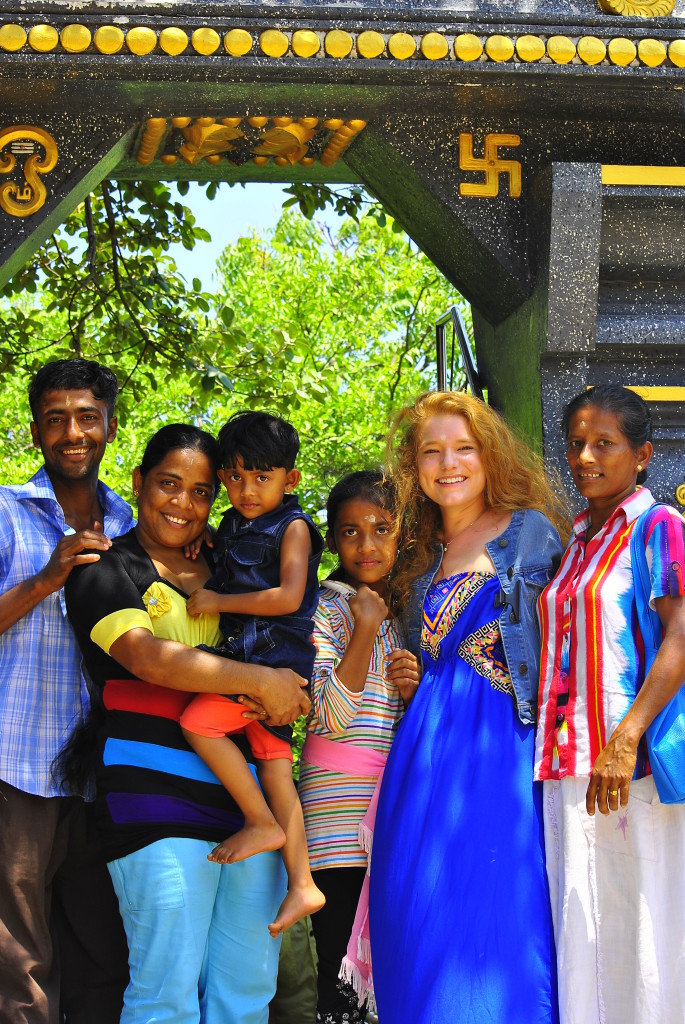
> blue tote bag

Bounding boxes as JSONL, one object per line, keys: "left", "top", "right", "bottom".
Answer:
{"left": 631, "top": 504, "right": 685, "bottom": 804}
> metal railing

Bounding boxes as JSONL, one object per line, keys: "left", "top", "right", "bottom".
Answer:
{"left": 435, "top": 305, "right": 482, "bottom": 399}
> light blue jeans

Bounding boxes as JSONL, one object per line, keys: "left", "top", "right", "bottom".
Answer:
{"left": 108, "top": 837, "right": 286, "bottom": 1024}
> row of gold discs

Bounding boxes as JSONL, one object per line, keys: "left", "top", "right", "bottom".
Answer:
{"left": 0, "top": 23, "right": 684, "bottom": 67}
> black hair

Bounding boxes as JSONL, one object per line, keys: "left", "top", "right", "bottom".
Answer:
{"left": 217, "top": 411, "right": 299, "bottom": 471}
{"left": 561, "top": 384, "right": 652, "bottom": 485}
{"left": 326, "top": 470, "right": 397, "bottom": 534}
{"left": 29, "top": 359, "right": 119, "bottom": 419}
{"left": 138, "top": 423, "right": 220, "bottom": 484}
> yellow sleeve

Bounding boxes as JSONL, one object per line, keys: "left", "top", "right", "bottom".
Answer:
{"left": 90, "top": 608, "right": 154, "bottom": 655}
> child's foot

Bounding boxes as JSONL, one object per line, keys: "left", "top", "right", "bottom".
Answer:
{"left": 208, "top": 820, "right": 285, "bottom": 865}
{"left": 268, "top": 880, "right": 326, "bottom": 937}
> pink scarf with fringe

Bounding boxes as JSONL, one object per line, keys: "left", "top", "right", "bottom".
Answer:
{"left": 301, "top": 732, "right": 386, "bottom": 1012}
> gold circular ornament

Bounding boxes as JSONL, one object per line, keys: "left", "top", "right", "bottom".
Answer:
{"left": 93, "top": 25, "right": 124, "bottom": 54}
{"left": 28, "top": 25, "right": 59, "bottom": 52}
{"left": 388, "top": 32, "right": 416, "bottom": 60}
{"left": 259, "top": 30, "right": 289, "bottom": 58}
{"left": 516, "top": 35, "right": 546, "bottom": 62}
{"left": 298, "top": 117, "right": 319, "bottom": 128}
{"left": 247, "top": 116, "right": 269, "bottom": 128}
{"left": 292, "top": 30, "right": 320, "bottom": 57}
{"left": 252, "top": 155, "right": 269, "bottom": 165}
{"left": 598, "top": 0, "right": 675, "bottom": 15}
{"left": 454, "top": 33, "right": 483, "bottom": 61}
{"left": 675, "top": 483, "right": 685, "bottom": 507}
{"left": 192, "top": 28, "right": 220, "bottom": 55}
{"left": 325, "top": 30, "right": 353, "bottom": 58}
{"left": 577, "top": 36, "right": 607, "bottom": 65}
{"left": 159, "top": 28, "right": 188, "bottom": 56}
{"left": 172, "top": 117, "right": 192, "bottom": 127}
{"left": 637, "top": 38, "right": 666, "bottom": 66}
{"left": 126, "top": 27, "right": 157, "bottom": 55}
{"left": 224, "top": 29, "right": 252, "bottom": 56}
{"left": 160, "top": 154, "right": 178, "bottom": 165}
{"left": 60, "top": 25, "right": 91, "bottom": 53}
{"left": 357, "top": 31, "right": 385, "bottom": 58}
{"left": 668, "top": 39, "right": 685, "bottom": 67}
{"left": 272, "top": 117, "right": 293, "bottom": 126}
{"left": 421, "top": 33, "right": 449, "bottom": 60}
{"left": 0, "top": 24, "right": 28, "bottom": 51}
{"left": 608, "top": 37, "right": 637, "bottom": 65}
{"left": 485, "top": 34, "right": 515, "bottom": 62}
{"left": 547, "top": 35, "right": 576, "bottom": 63}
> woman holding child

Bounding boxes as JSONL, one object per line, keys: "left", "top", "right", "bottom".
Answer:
{"left": 65, "top": 423, "right": 309, "bottom": 1024}
{"left": 370, "top": 391, "right": 565, "bottom": 1024}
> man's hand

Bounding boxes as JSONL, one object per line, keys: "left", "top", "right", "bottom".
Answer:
{"left": 187, "top": 589, "right": 223, "bottom": 618}
{"left": 37, "top": 524, "right": 111, "bottom": 595}
{"left": 238, "top": 668, "right": 310, "bottom": 726}
{"left": 184, "top": 524, "right": 215, "bottom": 561}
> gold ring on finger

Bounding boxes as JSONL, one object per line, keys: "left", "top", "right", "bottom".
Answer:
{"left": 609, "top": 789, "right": 618, "bottom": 797}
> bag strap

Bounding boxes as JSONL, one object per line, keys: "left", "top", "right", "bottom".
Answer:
{"left": 629, "top": 503, "right": 668, "bottom": 652}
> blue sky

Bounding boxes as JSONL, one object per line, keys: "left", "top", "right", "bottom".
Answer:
{"left": 168, "top": 181, "right": 341, "bottom": 287}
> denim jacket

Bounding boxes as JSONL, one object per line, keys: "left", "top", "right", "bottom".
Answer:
{"left": 400, "top": 509, "right": 562, "bottom": 725}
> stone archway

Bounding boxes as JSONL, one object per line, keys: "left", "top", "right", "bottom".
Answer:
{"left": 1, "top": 0, "right": 684, "bottom": 502}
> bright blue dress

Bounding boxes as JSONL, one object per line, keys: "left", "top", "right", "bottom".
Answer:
{"left": 370, "top": 572, "right": 558, "bottom": 1024}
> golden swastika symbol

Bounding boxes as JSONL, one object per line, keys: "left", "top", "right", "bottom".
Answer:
{"left": 459, "top": 133, "right": 522, "bottom": 198}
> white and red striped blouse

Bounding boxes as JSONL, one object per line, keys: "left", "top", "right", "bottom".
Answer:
{"left": 534, "top": 489, "right": 685, "bottom": 781}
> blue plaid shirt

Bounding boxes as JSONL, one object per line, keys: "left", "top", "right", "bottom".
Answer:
{"left": 0, "top": 467, "right": 133, "bottom": 797}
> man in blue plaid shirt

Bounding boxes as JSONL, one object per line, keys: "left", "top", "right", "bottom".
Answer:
{"left": 0, "top": 360, "right": 133, "bottom": 1024}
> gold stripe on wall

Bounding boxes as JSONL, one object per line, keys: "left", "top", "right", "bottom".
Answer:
{"left": 602, "top": 166, "right": 685, "bottom": 187}
{"left": 625, "top": 386, "right": 685, "bottom": 402}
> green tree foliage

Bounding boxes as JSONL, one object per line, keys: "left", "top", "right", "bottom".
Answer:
{"left": 0, "top": 183, "right": 470, "bottom": 525}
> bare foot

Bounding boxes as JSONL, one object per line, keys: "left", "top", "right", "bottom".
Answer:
{"left": 208, "top": 820, "right": 285, "bottom": 865}
{"left": 268, "top": 880, "right": 326, "bottom": 937}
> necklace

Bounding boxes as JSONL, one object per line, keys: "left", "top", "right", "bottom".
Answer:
{"left": 441, "top": 508, "right": 487, "bottom": 550}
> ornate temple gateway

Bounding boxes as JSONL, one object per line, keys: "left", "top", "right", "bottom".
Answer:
{"left": 1, "top": 0, "right": 684, "bottom": 502}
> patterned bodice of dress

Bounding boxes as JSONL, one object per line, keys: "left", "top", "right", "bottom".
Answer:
{"left": 421, "top": 571, "right": 514, "bottom": 702}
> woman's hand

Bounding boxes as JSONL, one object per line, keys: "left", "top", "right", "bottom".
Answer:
{"left": 587, "top": 593, "right": 685, "bottom": 816}
{"left": 349, "top": 586, "right": 388, "bottom": 631}
{"left": 585, "top": 725, "right": 640, "bottom": 816}
{"left": 386, "top": 648, "right": 421, "bottom": 706}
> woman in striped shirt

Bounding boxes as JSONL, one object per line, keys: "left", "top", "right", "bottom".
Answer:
{"left": 65, "top": 424, "right": 309, "bottom": 1024}
{"left": 298, "top": 471, "right": 419, "bottom": 1024}
{"left": 535, "top": 384, "right": 685, "bottom": 1024}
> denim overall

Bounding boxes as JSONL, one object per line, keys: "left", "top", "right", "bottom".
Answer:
{"left": 205, "top": 494, "right": 323, "bottom": 739}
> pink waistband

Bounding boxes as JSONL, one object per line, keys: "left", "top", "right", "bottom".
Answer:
{"left": 302, "top": 731, "right": 387, "bottom": 777}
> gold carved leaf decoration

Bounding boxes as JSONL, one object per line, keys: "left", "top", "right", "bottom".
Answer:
{"left": 178, "top": 123, "right": 245, "bottom": 164}
{"left": 598, "top": 0, "right": 675, "bottom": 16}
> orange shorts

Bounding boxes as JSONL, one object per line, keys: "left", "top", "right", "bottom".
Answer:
{"left": 180, "top": 693, "right": 292, "bottom": 762}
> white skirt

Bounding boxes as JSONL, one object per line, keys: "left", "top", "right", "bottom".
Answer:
{"left": 543, "top": 775, "right": 685, "bottom": 1024}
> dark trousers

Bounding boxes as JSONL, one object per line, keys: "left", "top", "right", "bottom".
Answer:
{"left": 311, "top": 866, "right": 367, "bottom": 1024}
{"left": 0, "top": 781, "right": 128, "bottom": 1024}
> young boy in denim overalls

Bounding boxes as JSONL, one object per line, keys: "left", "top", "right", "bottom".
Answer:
{"left": 182, "top": 411, "right": 325, "bottom": 936}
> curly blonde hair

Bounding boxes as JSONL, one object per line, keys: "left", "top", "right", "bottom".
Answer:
{"left": 388, "top": 391, "right": 569, "bottom": 611}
